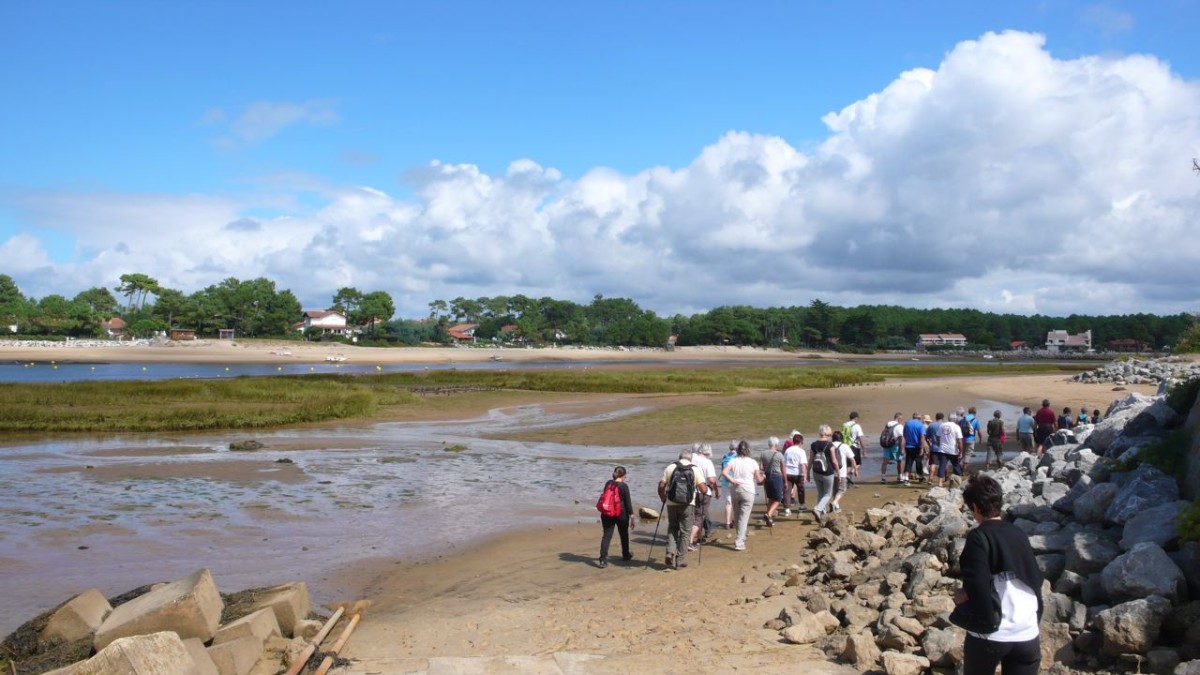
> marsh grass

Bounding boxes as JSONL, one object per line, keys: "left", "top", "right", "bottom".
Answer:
{"left": 0, "top": 363, "right": 1082, "bottom": 433}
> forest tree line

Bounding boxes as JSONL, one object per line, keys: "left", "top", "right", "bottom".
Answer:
{"left": 0, "top": 273, "right": 1195, "bottom": 352}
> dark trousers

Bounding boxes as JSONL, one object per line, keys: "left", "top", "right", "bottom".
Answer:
{"left": 785, "top": 474, "right": 805, "bottom": 507}
{"left": 963, "top": 634, "right": 1040, "bottom": 675}
{"left": 903, "top": 446, "right": 923, "bottom": 475}
{"left": 599, "top": 514, "right": 630, "bottom": 561}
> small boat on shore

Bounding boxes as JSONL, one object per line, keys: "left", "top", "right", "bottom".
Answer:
{"left": 325, "top": 354, "right": 347, "bottom": 363}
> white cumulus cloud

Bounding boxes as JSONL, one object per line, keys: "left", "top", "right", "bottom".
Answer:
{"left": 3, "top": 31, "right": 1199, "bottom": 319}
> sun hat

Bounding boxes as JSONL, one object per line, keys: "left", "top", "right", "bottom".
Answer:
{"left": 923, "top": 415, "right": 932, "bottom": 423}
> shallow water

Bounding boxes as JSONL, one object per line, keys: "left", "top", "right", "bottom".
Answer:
{"left": 0, "top": 401, "right": 679, "bottom": 634}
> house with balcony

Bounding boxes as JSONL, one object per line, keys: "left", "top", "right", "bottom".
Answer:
{"left": 916, "top": 333, "right": 968, "bottom": 350}
{"left": 297, "top": 310, "right": 351, "bottom": 336}
{"left": 1045, "top": 329, "right": 1092, "bottom": 353}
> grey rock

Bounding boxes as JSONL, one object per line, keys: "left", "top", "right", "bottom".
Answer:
{"left": 1066, "top": 532, "right": 1122, "bottom": 576}
{"left": 1041, "top": 622, "right": 1078, "bottom": 668}
{"left": 1178, "top": 660, "right": 1200, "bottom": 675}
{"left": 1148, "top": 648, "right": 1181, "bottom": 675}
{"left": 1121, "top": 501, "right": 1188, "bottom": 551}
{"left": 1082, "top": 574, "right": 1111, "bottom": 606}
{"left": 1102, "top": 542, "right": 1187, "bottom": 603}
{"left": 921, "top": 626, "right": 964, "bottom": 667}
{"left": 880, "top": 651, "right": 930, "bottom": 675}
{"left": 841, "top": 632, "right": 881, "bottom": 670}
{"left": 1029, "top": 533, "right": 1072, "bottom": 554}
{"left": 1095, "top": 595, "right": 1172, "bottom": 656}
{"left": 1055, "top": 570, "right": 1086, "bottom": 597}
{"left": 1037, "top": 554, "right": 1067, "bottom": 582}
{"left": 1074, "top": 482, "right": 1121, "bottom": 524}
{"left": 1169, "top": 542, "right": 1200, "bottom": 601}
{"left": 1107, "top": 464, "right": 1181, "bottom": 525}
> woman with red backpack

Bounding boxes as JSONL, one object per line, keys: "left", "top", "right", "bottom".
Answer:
{"left": 596, "top": 466, "right": 635, "bottom": 568}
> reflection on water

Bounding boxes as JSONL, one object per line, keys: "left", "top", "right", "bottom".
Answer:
{"left": 0, "top": 402, "right": 671, "bottom": 634}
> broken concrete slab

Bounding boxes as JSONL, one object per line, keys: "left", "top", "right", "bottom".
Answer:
{"left": 41, "top": 588, "right": 113, "bottom": 643}
{"left": 213, "top": 607, "right": 281, "bottom": 646}
{"left": 45, "top": 631, "right": 202, "bottom": 675}
{"left": 248, "top": 582, "right": 310, "bottom": 637}
{"left": 182, "top": 638, "right": 221, "bottom": 675}
{"left": 94, "top": 568, "right": 224, "bottom": 651}
{"left": 206, "top": 635, "right": 264, "bottom": 675}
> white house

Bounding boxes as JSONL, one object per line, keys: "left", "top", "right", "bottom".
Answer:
{"left": 298, "top": 310, "right": 351, "bottom": 336}
{"left": 916, "top": 333, "right": 968, "bottom": 349}
{"left": 1045, "top": 329, "right": 1092, "bottom": 353}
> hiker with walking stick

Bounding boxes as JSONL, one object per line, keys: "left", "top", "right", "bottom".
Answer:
{"left": 721, "top": 440, "right": 763, "bottom": 552}
{"left": 656, "top": 449, "right": 707, "bottom": 570}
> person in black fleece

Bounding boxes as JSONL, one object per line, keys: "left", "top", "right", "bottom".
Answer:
{"left": 597, "top": 466, "right": 636, "bottom": 567}
{"left": 953, "top": 473, "right": 1044, "bottom": 675}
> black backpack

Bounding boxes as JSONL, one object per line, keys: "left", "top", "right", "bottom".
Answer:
{"left": 666, "top": 462, "right": 696, "bottom": 504}
{"left": 879, "top": 423, "right": 897, "bottom": 449}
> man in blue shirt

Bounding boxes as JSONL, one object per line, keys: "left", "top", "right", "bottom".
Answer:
{"left": 902, "top": 413, "right": 926, "bottom": 486}
{"left": 963, "top": 406, "right": 982, "bottom": 468}
{"left": 1016, "top": 407, "right": 1036, "bottom": 455}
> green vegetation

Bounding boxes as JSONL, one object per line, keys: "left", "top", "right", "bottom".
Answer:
{"left": 1166, "top": 376, "right": 1200, "bottom": 414}
{"left": 0, "top": 362, "right": 1080, "bottom": 433}
{"left": 1178, "top": 500, "right": 1200, "bottom": 544}
{"left": 1174, "top": 315, "right": 1200, "bottom": 354}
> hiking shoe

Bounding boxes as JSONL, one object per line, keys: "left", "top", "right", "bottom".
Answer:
{"left": 832, "top": 504, "right": 842, "bottom": 513}
{"left": 687, "top": 544, "right": 698, "bottom": 552}
{"left": 813, "top": 509, "right": 823, "bottom": 523}
{"left": 880, "top": 477, "right": 887, "bottom": 484}
{"left": 664, "top": 554, "right": 674, "bottom": 567}
{"left": 621, "top": 554, "right": 633, "bottom": 561}
{"left": 783, "top": 508, "right": 791, "bottom": 517}
{"left": 598, "top": 559, "right": 607, "bottom": 568}
{"left": 676, "top": 561, "right": 688, "bottom": 569}
{"left": 734, "top": 544, "right": 746, "bottom": 551}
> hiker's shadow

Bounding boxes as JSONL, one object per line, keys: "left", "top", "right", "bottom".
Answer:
{"left": 558, "top": 552, "right": 658, "bottom": 570}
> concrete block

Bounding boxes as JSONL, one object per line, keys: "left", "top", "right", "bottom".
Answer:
{"left": 182, "top": 638, "right": 221, "bottom": 675}
{"left": 47, "top": 631, "right": 202, "bottom": 674}
{"left": 94, "top": 568, "right": 224, "bottom": 651}
{"left": 249, "top": 582, "right": 310, "bottom": 637}
{"left": 293, "top": 618, "right": 322, "bottom": 641}
{"left": 41, "top": 588, "right": 113, "bottom": 643}
{"left": 213, "top": 607, "right": 280, "bottom": 646}
{"left": 207, "top": 635, "right": 265, "bottom": 675}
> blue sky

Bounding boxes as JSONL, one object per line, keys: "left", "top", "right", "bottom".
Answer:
{"left": 1, "top": 1, "right": 1198, "bottom": 318}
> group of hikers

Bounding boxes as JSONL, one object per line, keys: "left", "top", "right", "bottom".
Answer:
{"left": 594, "top": 401, "right": 1070, "bottom": 674}
{"left": 596, "top": 401, "right": 1102, "bottom": 568}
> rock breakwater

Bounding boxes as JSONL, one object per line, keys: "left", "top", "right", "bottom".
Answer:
{"left": 747, "top": 378, "right": 1200, "bottom": 674}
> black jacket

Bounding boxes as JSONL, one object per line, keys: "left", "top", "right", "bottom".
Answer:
{"left": 955, "top": 519, "right": 1044, "bottom": 634}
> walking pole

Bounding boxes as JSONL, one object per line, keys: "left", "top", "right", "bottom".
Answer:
{"left": 645, "top": 500, "right": 666, "bottom": 565}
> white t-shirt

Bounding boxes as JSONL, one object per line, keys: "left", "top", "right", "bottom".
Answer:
{"left": 783, "top": 445, "right": 807, "bottom": 475}
{"left": 724, "top": 456, "right": 759, "bottom": 494}
{"left": 691, "top": 453, "right": 717, "bottom": 484}
{"left": 845, "top": 421, "right": 864, "bottom": 448}
{"left": 889, "top": 420, "right": 904, "bottom": 445}
{"left": 937, "top": 420, "right": 963, "bottom": 455}
{"left": 834, "top": 442, "right": 856, "bottom": 478}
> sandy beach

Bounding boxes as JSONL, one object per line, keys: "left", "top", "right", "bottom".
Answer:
{"left": 0, "top": 338, "right": 828, "bottom": 366}
{"left": 0, "top": 342, "right": 1162, "bottom": 673}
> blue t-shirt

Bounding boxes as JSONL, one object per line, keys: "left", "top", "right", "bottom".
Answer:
{"left": 903, "top": 419, "right": 925, "bottom": 448}
{"left": 1016, "top": 414, "right": 1035, "bottom": 434}
{"left": 965, "top": 414, "right": 980, "bottom": 441}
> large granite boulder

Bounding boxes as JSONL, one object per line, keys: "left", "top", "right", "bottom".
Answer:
{"left": 1094, "top": 595, "right": 1172, "bottom": 656}
{"left": 1121, "top": 501, "right": 1189, "bottom": 551}
{"left": 1106, "top": 465, "right": 1180, "bottom": 525}
{"left": 1066, "top": 532, "right": 1122, "bottom": 576}
{"left": 1102, "top": 542, "right": 1188, "bottom": 604}
{"left": 1074, "top": 482, "right": 1120, "bottom": 524}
